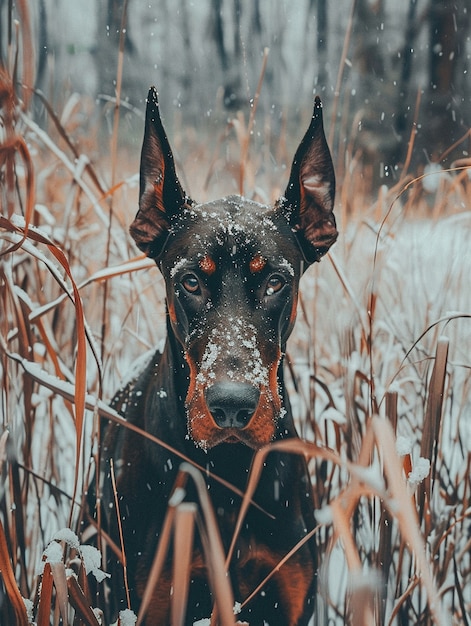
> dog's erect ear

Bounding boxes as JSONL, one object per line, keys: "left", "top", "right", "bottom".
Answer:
{"left": 282, "top": 96, "right": 337, "bottom": 264}
{"left": 130, "top": 87, "right": 189, "bottom": 258}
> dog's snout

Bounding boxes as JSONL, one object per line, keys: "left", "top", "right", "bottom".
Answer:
{"left": 206, "top": 383, "right": 260, "bottom": 429}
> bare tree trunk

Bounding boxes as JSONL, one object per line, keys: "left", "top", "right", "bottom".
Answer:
{"left": 317, "top": 0, "right": 328, "bottom": 91}
{"left": 180, "top": 0, "right": 194, "bottom": 102}
{"left": 395, "top": 0, "right": 420, "bottom": 139}
{"left": 350, "top": 0, "right": 390, "bottom": 164}
{"left": 354, "top": 0, "right": 385, "bottom": 81}
{"left": 426, "top": 0, "right": 470, "bottom": 160}
{"left": 429, "top": 0, "right": 457, "bottom": 94}
{"left": 97, "top": 0, "right": 135, "bottom": 100}
{"left": 209, "top": 0, "right": 244, "bottom": 109}
{"left": 233, "top": 0, "right": 242, "bottom": 60}
{"left": 252, "top": 0, "right": 262, "bottom": 35}
{"left": 211, "top": 0, "right": 228, "bottom": 71}
{"left": 36, "top": 0, "right": 48, "bottom": 90}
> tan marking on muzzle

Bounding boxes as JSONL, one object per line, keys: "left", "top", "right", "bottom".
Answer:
{"left": 184, "top": 339, "right": 282, "bottom": 449}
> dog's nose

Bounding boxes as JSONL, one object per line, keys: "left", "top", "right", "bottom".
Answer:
{"left": 206, "top": 383, "right": 260, "bottom": 429}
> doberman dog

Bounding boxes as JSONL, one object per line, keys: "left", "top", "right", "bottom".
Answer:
{"left": 94, "top": 86, "right": 337, "bottom": 625}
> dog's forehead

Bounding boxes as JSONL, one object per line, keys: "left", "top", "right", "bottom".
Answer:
{"left": 170, "top": 195, "right": 294, "bottom": 258}
{"left": 179, "top": 195, "right": 275, "bottom": 239}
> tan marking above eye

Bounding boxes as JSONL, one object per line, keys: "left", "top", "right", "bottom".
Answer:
{"left": 249, "top": 254, "right": 266, "bottom": 273}
{"left": 199, "top": 255, "right": 216, "bottom": 275}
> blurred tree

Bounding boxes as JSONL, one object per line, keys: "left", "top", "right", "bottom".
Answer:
{"left": 97, "top": 0, "right": 137, "bottom": 102}
{"left": 316, "top": 0, "right": 328, "bottom": 90}
{"left": 395, "top": 0, "right": 420, "bottom": 142}
{"left": 212, "top": 0, "right": 228, "bottom": 72}
{"left": 390, "top": 0, "right": 433, "bottom": 170}
{"left": 354, "top": 0, "right": 385, "bottom": 81}
{"left": 179, "top": 0, "right": 194, "bottom": 97}
{"left": 425, "top": 0, "right": 470, "bottom": 160}
{"left": 36, "top": 0, "right": 48, "bottom": 90}
{"left": 209, "top": 0, "right": 245, "bottom": 108}
{"left": 350, "top": 0, "right": 397, "bottom": 165}
{"left": 430, "top": 0, "right": 461, "bottom": 94}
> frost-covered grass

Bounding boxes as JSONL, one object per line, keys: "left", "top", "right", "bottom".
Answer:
{"left": 1, "top": 51, "right": 471, "bottom": 626}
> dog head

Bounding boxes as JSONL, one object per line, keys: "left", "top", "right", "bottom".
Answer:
{"left": 130, "top": 87, "right": 337, "bottom": 449}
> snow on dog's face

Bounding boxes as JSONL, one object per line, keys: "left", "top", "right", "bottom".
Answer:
{"left": 159, "top": 197, "right": 301, "bottom": 449}
{"left": 129, "top": 87, "right": 337, "bottom": 449}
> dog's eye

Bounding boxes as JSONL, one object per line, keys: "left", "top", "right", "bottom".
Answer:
{"left": 265, "top": 275, "right": 284, "bottom": 296}
{"left": 181, "top": 274, "right": 200, "bottom": 294}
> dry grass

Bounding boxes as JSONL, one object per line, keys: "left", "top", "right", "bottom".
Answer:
{"left": 2, "top": 11, "right": 471, "bottom": 626}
